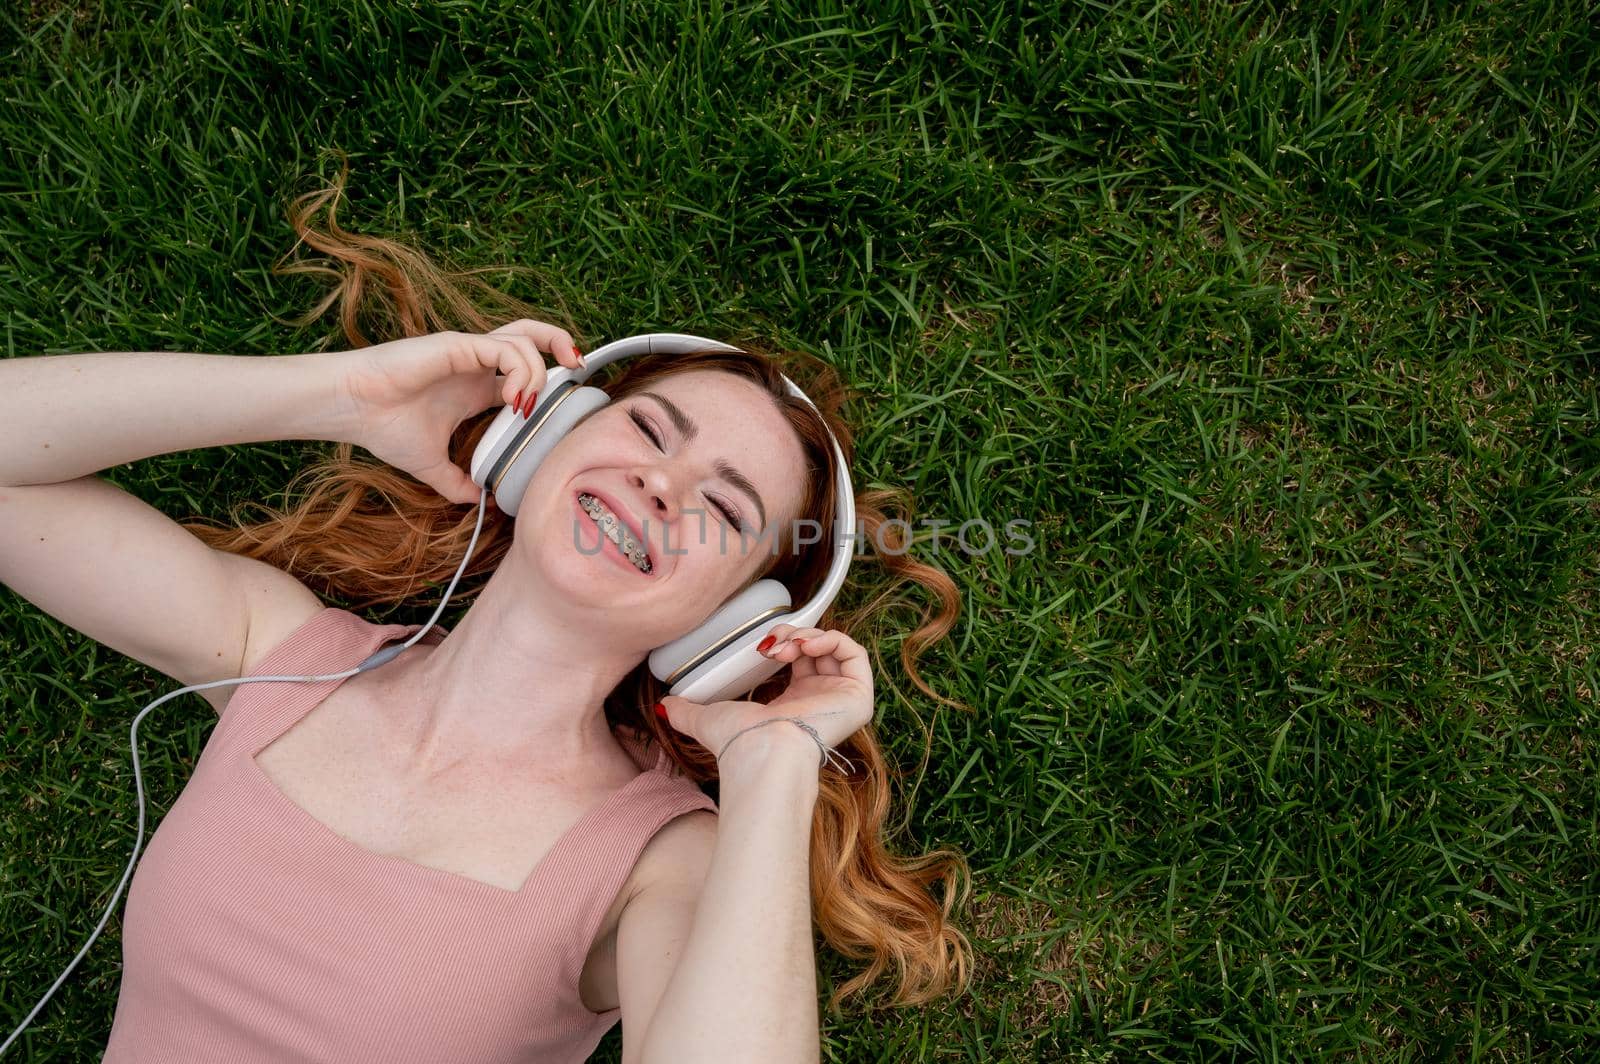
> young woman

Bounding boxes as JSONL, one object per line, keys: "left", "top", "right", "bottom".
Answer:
{"left": 0, "top": 169, "right": 972, "bottom": 1063}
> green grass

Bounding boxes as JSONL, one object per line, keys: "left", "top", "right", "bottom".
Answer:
{"left": 3, "top": 0, "right": 1599, "bottom": 1059}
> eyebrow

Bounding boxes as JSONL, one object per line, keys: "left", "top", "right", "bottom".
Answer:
{"left": 637, "top": 391, "right": 768, "bottom": 530}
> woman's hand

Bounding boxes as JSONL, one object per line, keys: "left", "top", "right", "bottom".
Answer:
{"left": 657, "top": 624, "right": 876, "bottom": 770}
{"left": 328, "top": 320, "right": 583, "bottom": 505}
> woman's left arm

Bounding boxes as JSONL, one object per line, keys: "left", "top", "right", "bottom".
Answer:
{"left": 635, "top": 624, "right": 874, "bottom": 1064}
{"left": 634, "top": 725, "right": 823, "bottom": 1064}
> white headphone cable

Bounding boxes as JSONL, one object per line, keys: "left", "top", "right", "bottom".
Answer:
{"left": 0, "top": 487, "right": 489, "bottom": 1056}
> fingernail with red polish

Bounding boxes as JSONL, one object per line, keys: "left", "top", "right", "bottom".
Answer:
{"left": 511, "top": 390, "right": 523, "bottom": 410}
{"left": 757, "top": 635, "right": 777, "bottom": 653}
{"left": 653, "top": 702, "right": 668, "bottom": 720}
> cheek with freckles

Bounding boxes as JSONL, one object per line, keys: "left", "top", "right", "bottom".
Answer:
{"left": 668, "top": 541, "right": 767, "bottom": 620}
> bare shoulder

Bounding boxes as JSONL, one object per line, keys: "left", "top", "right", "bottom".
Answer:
{"left": 185, "top": 553, "right": 324, "bottom": 714}
{"left": 626, "top": 807, "right": 720, "bottom": 902}
{"left": 225, "top": 555, "right": 327, "bottom": 677}
{"left": 580, "top": 807, "right": 720, "bottom": 1014}
{"left": 588, "top": 808, "right": 718, "bottom": 964}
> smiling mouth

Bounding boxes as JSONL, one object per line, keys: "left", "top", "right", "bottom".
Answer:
{"left": 576, "top": 491, "right": 654, "bottom": 574}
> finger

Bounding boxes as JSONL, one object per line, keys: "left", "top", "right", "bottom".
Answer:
{"left": 785, "top": 629, "right": 871, "bottom": 688}
{"left": 762, "top": 625, "right": 824, "bottom": 659}
{"left": 757, "top": 623, "right": 800, "bottom": 651}
{"left": 491, "top": 318, "right": 562, "bottom": 353}
{"left": 481, "top": 373, "right": 506, "bottom": 408}
{"left": 505, "top": 329, "right": 550, "bottom": 400}
{"left": 495, "top": 331, "right": 546, "bottom": 402}
{"left": 656, "top": 693, "right": 710, "bottom": 738}
{"left": 786, "top": 655, "right": 819, "bottom": 682}
{"left": 494, "top": 319, "right": 582, "bottom": 370}
{"left": 497, "top": 372, "right": 518, "bottom": 409}
{"left": 418, "top": 457, "right": 483, "bottom": 506}
{"left": 759, "top": 625, "right": 825, "bottom": 676}
{"left": 771, "top": 631, "right": 821, "bottom": 681}
{"left": 461, "top": 334, "right": 544, "bottom": 406}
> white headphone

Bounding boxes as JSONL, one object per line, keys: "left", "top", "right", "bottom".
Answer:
{"left": 0, "top": 331, "right": 854, "bottom": 1055}
{"left": 463, "top": 331, "right": 856, "bottom": 706}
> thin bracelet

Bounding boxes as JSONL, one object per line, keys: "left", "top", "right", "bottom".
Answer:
{"left": 717, "top": 717, "right": 854, "bottom": 774}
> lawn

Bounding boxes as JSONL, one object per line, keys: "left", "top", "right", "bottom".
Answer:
{"left": 2, "top": 1, "right": 1598, "bottom": 1060}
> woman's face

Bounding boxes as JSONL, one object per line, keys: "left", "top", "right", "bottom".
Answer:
{"left": 514, "top": 369, "right": 811, "bottom": 646}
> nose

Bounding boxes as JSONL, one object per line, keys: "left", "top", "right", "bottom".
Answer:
{"left": 630, "top": 469, "right": 681, "bottom": 528}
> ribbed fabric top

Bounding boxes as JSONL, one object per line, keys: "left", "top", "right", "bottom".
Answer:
{"left": 103, "top": 605, "right": 717, "bottom": 1063}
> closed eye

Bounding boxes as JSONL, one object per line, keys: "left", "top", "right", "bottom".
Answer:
{"left": 627, "top": 404, "right": 659, "bottom": 441}
{"left": 628, "top": 409, "right": 743, "bottom": 528}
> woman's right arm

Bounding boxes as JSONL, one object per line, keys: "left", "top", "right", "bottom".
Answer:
{"left": 0, "top": 348, "right": 358, "bottom": 487}
{"left": 0, "top": 348, "right": 358, "bottom": 712}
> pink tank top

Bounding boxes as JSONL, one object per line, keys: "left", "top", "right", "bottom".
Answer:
{"left": 103, "top": 605, "right": 717, "bottom": 1063}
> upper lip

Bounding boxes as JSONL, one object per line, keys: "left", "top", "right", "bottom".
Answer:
{"left": 578, "top": 488, "right": 652, "bottom": 561}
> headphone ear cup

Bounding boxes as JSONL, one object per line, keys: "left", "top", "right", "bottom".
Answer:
{"left": 488, "top": 386, "right": 610, "bottom": 516}
{"left": 648, "top": 578, "right": 793, "bottom": 689}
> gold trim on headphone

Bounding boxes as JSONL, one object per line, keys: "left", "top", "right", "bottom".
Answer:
{"left": 486, "top": 386, "right": 578, "bottom": 494}
{"left": 662, "top": 604, "right": 793, "bottom": 686}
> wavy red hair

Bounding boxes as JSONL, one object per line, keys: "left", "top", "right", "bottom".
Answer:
{"left": 181, "top": 153, "right": 976, "bottom": 1011}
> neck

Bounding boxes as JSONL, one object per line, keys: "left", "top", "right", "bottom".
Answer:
{"left": 365, "top": 558, "right": 648, "bottom": 780}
